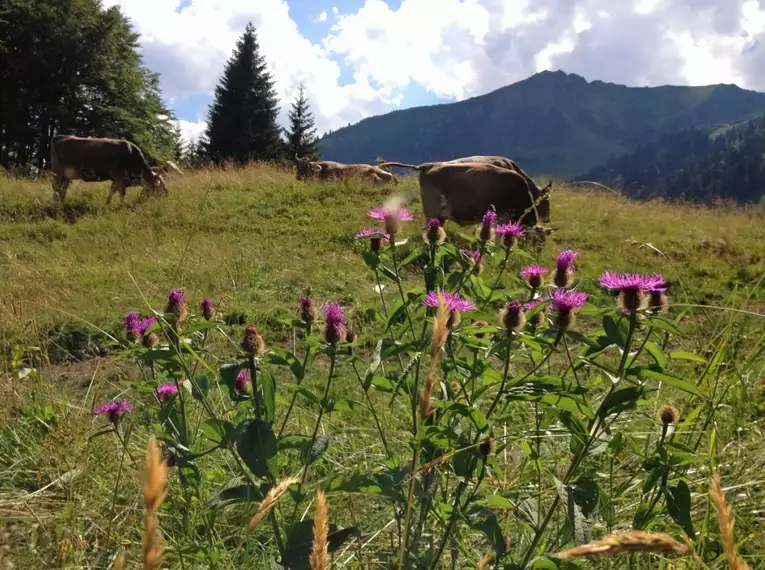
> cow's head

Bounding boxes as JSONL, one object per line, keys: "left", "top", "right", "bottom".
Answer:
{"left": 294, "top": 154, "right": 322, "bottom": 181}
{"left": 146, "top": 170, "right": 168, "bottom": 195}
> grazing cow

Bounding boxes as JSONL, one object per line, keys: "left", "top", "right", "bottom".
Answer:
{"left": 294, "top": 154, "right": 399, "bottom": 186}
{"left": 151, "top": 160, "right": 184, "bottom": 177}
{"left": 50, "top": 135, "right": 167, "bottom": 205}
{"left": 377, "top": 160, "right": 552, "bottom": 227}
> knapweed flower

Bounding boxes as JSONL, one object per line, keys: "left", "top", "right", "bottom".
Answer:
{"left": 322, "top": 300, "right": 347, "bottom": 345}
{"left": 201, "top": 297, "right": 216, "bottom": 321}
{"left": 648, "top": 274, "right": 669, "bottom": 313}
{"left": 658, "top": 404, "right": 680, "bottom": 426}
{"left": 123, "top": 312, "right": 140, "bottom": 343}
{"left": 471, "top": 320, "right": 490, "bottom": 340}
{"left": 241, "top": 324, "right": 266, "bottom": 356}
{"left": 477, "top": 209, "right": 496, "bottom": 242}
{"left": 155, "top": 383, "right": 178, "bottom": 401}
{"left": 554, "top": 249, "right": 579, "bottom": 287}
{"left": 550, "top": 288, "right": 588, "bottom": 328}
{"left": 235, "top": 369, "right": 250, "bottom": 394}
{"left": 139, "top": 316, "right": 159, "bottom": 348}
{"left": 478, "top": 435, "right": 495, "bottom": 457}
{"left": 495, "top": 221, "right": 526, "bottom": 248}
{"left": 355, "top": 228, "right": 391, "bottom": 253}
{"left": 368, "top": 205, "right": 413, "bottom": 237}
{"left": 462, "top": 248, "right": 484, "bottom": 274}
{"left": 166, "top": 288, "right": 188, "bottom": 321}
{"left": 520, "top": 265, "right": 548, "bottom": 289}
{"left": 299, "top": 296, "right": 318, "bottom": 328}
{"left": 600, "top": 272, "right": 667, "bottom": 313}
{"left": 423, "top": 218, "right": 446, "bottom": 245}
{"left": 423, "top": 291, "right": 474, "bottom": 328}
{"left": 524, "top": 296, "right": 549, "bottom": 327}
{"left": 500, "top": 299, "right": 525, "bottom": 331}
{"left": 94, "top": 399, "right": 132, "bottom": 424}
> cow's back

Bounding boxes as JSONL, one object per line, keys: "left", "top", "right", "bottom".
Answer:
{"left": 52, "top": 135, "right": 147, "bottom": 183}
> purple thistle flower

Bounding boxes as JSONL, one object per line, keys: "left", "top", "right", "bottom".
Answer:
{"left": 299, "top": 296, "right": 318, "bottom": 327}
{"left": 599, "top": 272, "right": 666, "bottom": 292}
{"left": 551, "top": 288, "right": 588, "bottom": 312}
{"left": 139, "top": 316, "right": 157, "bottom": 335}
{"left": 322, "top": 300, "right": 347, "bottom": 345}
{"left": 355, "top": 228, "right": 391, "bottom": 240}
{"left": 368, "top": 206, "right": 414, "bottom": 222}
{"left": 123, "top": 312, "right": 140, "bottom": 341}
{"left": 500, "top": 299, "right": 525, "bottom": 331}
{"left": 423, "top": 291, "right": 475, "bottom": 313}
{"left": 647, "top": 273, "right": 667, "bottom": 292}
{"left": 201, "top": 297, "right": 215, "bottom": 320}
{"left": 478, "top": 209, "right": 496, "bottom": 241}
{"left": 520, "top": 265, "right": 548, "bottom": 280}
{"left": 94, "top": 399, "right": 132, "bottom": 424}
{"left": 423, "top": 218, "right": 446, "bottom": 245}
{"left": 496, "top": 222, "right": 526, "bottom": 238}
{"left": 168, "top": 288, "right": 186, "bottom": 305}
{"left": 235, "top": 369, "right": 250, "bottom": 393}
{"left": 166, "top": 288, "right": 188, "bottom": 321}
{"left": 423, "top": 218, "right": 441, "bottom": 232}
{"left": 556, "top": 249, "right": 578, "bottom": 271}
{"left": 524, "top": 295, "right": 550, "bottom": 311}
{"left": 156, "top": 383, "right": 178, "bottom": 401}
{"left": 462, "top": 248, "right": 482, "bottom": 265}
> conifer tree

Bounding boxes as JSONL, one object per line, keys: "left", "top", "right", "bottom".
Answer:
{"left": 284, "top": 84, "right": 319, "bottom": 160}
{"left": 204, "top": 22, "right": 282, "bottom": 165}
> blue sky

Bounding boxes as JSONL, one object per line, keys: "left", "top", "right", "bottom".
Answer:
{"left": 105, "top": 0, "right": 765, "bottom": 142}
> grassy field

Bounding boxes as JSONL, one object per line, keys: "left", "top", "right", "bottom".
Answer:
{"left": 0, "top": 164, "right": 763, "bottom": 569}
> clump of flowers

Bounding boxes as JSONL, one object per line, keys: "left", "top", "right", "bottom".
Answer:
{"left": 201, "top": 297, "right": 216, "bottom": 321}
{"left": 599, "top": 272, "right": 667, "bottom": 314}
{"left": 123, "top": 312, "right": 141, "bottom": 343}
{"left": 554, "top": 249, "right": 578, "bottom": 288}
{"left": 299, "top": 296, "right": 318, "bottom": 329}
{"left": 165, "top": 288, "right": 188, "bottom": 321}
{"left": 550, "top": 288, "right": 588, "bottom": 328}
{"left": 500, "top": 299, "right": 525, "bottom": 331}
{"left": 423, "top": 290, "right": 474, "bottom": 328}
{"left": 477, "top": 209, "right": 496, "bottom": 242}
{"left": 520, "top": 265, "right": 548, "bottom": 289}
{"left": 241, "top": 324, "right": 266, "bottom": 356}
{"left": 423, "top": 218, "right": 446, "bottom": 246}
{"left": 322, "top": 300, "right": 347, "bottom": 345}
{"left": 524, "top": 296, "right": 549, "bottom": 327}
{"left": 155, "top": 383, "right": 178, "bottom": 401}
{"left": 368, "top": 204, "right": 413, "bottom": 237}
{"left": 94, "top": 399, "right": 132, "bottom": 424}
{"left": 140, "top": 316, "right": 159, "bottom": 348}
{"left": 462, "top": 248, "right": 484, "bottom": 274}
{"left": 235, "top": 369, "right": 250, "bottom": 394}
{"left": 355, "top": 228, "right": 390, "bottom": 253}
{"left": 495, "top": 221, "right": 526, "bottom": 248}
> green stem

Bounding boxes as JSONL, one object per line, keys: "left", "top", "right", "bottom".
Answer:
{"left": 479, "top": 246, "right": 510, "bottom": 311}
{"left": 278, "top": 343, "right": 312, "bottom": 437}
{"left": 390, "top": 240, "right": 417, "bottom": 339}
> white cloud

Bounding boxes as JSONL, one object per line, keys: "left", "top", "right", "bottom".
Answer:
{"left": 105, "top": 0, "right": 765, "bottom": 145}
{"left": 316, "top": 10, "right": 328, "bottom": 22}
{"left": 177, "top": 119, "right": 207, "bottom": 144}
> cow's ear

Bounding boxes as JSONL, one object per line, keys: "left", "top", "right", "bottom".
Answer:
{"left": 312, "top": 164, "right": 322, "bottom": 172}
{"left": 294, "top": 153, "right": 300, "bottom": 162}
{"left": 542, "top": 180, "right": 553, "bottom": 193}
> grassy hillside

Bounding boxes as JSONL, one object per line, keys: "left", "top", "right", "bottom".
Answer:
{"left": 0, "top": 166, "right": 764, "bottom": 569}
{"left": 318, "top": 71, "right": 765, "bottom": 179}
{"left": 584, "top": 113, "right": 765, "bottom": 204}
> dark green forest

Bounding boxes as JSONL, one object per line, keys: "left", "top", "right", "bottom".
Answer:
{"left": 318, "top": 71, "right": 765, "bottom": 181}
{"left": 583, "top": 115, "right": 765, "bottom": 204}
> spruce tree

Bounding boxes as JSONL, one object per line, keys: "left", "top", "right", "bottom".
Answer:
{"left": 284, "top": 84, "right": 319, "bottom": 160}
{"left": 204, "top": 22, "right": 282, "bottom": 165}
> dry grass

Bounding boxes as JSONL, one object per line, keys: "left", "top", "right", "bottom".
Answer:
{"left": 309, "top": 489, "right": 330, "bottom": 570}
{"left": 557, "top": 530, "right": 692, "bottom": 559}
{"left": 710, "top": 473, "right": 752, "bottom": 570}
{"left": 141, "top": 437, "right": 168, "bottom": 570}
{"left": 247, "top": 475, "right": 301, "bottom": 533}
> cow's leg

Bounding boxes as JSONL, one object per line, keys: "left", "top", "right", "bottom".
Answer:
{"left": 52, "top": 177, "right": 70, "bottom": 204}
{"left": 106, "top": 180, "right": 125, "bottom": 205}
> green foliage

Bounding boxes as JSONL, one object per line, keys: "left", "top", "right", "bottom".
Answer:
{"left": 283, "top": 83, "right": 319, "bottom": 160}
{"left": 586, "top": 113, "right": 765, "bottom": 204}
{"left": 0, "top": 0, "right": 181, "bottom": 171}
{"left": 318, "top": 70, "right": 765, "bottom": 179}
{"left": 204, "top": 22, "right": 282, "bottom": 165}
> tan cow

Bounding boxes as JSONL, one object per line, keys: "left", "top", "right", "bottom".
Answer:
{"left": 50, "top": 135, "right": 167, "bottom": 205}
{"left": 294, "top": 154, "right": 399, "bottom": 186}
{"left": 377, "top": 160, "right": 552, "bottom": 227}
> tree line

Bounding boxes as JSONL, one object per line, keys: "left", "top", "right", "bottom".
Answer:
{"left": 584, "top": 115, "right": 765, "bottom": 205}
{"left": 0, "top": 1, "right": 319, "bottom": 174}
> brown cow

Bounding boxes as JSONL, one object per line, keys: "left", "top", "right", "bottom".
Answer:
{"left": 151, "top": 160, "right": 184, "bottom": 177}
{"left": 294, "top": 154, "right": 399, "bottom": 186}
{"left": 377, "top": 160, "right": 552, "bottom": 227}
{"left": 50, "top": 135, "right": 167, "bottom": 205}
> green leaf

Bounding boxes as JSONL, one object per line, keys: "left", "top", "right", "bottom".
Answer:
{"left": 639, "top": 369, "right": 706, "bottom": 398}
{"left": 266, "top": 348, "right": 304, "bottom": 380}
{"left": 465, "top": 505, "right": 506, "bottom": 560}
{"left": 259, "top": 368, "right": 276, "bottom": 424}
{"left": 236, "top": 420, "right": 278, "bottom": 479}
{"left": 601, "top": 386, "right": 645, "bottom": 416}
{"left": 300, "top": 435, "right": 329, "bottom": 466}
{"left": 555, "top": 477, "right": 595, "bottom": 546}
{"left": 326, "top": 470, "right": 406, "bottom": 501}
{"left": 665, "top": 480, "right": 695, "bottom": 538}
{"left": 362, "top": 340, "right": 383, "bottom": 391}
{"left": 209, "top": 480, "right": 268, "bottom": 507}
{"left": 602, "top": 315, "right": 627, "bottom": 347}
{"left": 486, "top": 495, "right": 514, "bottom": 509}
{"left": 669, "top": 351, "right": 707, "bottom": 364}
{"left": 200, "top": 418, "right": 233, "bottom": 445}
{"left": 362, "top": 250, "right": 380, "bottom": 270}
{"left": 644, "top": 342, "right": 668, "bottom": 369}
{"left": 281, "top": 520, "right": 361, "bottom": 570}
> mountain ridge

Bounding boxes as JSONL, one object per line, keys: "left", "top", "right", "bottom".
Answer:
{"left": 317, "top": 70, "right": 765, "bottom": 179}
